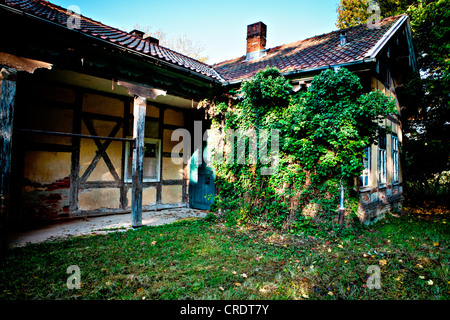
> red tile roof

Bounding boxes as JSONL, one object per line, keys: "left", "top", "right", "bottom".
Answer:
{"left": 213, "top": 15, "right": 406, "bottom": 83}
{"left": 2, "top": 0, "right": 223, "bottom": 81}
{"left": 2, "top": 0, "right": 407, "bottom": 85}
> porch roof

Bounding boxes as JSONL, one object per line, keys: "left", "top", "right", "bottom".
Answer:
{"left": 1, "top": 0, "right": 224, "bottom": 82}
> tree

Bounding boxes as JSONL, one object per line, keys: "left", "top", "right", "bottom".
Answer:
{"left": 132, "top": 23, "right": 209, "bottom": 62}
{"left": 336, "top": 0, "right": 372, "bottom": 29}
{"left": 335, "top": 0, "right": 450, "bottom": 205}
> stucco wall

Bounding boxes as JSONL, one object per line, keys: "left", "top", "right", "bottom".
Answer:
{"left": 18, "top": 80, "right": 188, "bottom": 221}
{"left": 20, "top": 83, "right": 75, "bottom": 220}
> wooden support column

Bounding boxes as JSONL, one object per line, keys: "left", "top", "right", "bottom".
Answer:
{"left": 0, "top": 67, "right": 17, "bottom": 255}
{"left": 131, "top": 96, "right": 146, "bottom": 227}
{"left": 117, "top": 80, "right": 167, "bottom": 228}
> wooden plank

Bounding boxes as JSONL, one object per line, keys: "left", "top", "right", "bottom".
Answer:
{"left": 181, "top": 109, "right": 189, "bottom": 205}
{"left": 81, "top": 111, "right": 124, "bottom": 123}
{"left": 0, "top": 67, "right": 17, "bottom": 255}
{"left": 163, "top": 123, "right": 186, "bottom": 131}
{"left": 69, "top": 90, "right": 82, "bottom": 213}
{"left": 79, "top": 118, "right": 122, "bottom": 183}
{"left": 19, "top": 128, "right": 134, "bottom": 142}
{"left": 120, "top": 99, "right": 131, "bottom": 210}
{"left": 78, "top": 181, "right": 121, "bottom": 189}
{"left": 131, "top": 96, "right": 147, "bottom": 227}
{"left": 24, "top": 142, "right": 75, "bottom": 153}
{"left": 162, "top": 180, "right": 183, "bottom": 185}
{"left": 156, "top": 105, "right": 165, "bottom": 205}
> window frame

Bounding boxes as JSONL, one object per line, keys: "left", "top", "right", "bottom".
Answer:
{"left": 392, "top": 135, "right": 399, "bottom": 183}
{"left": 124, "top": 137, "right": 161, "bottom": 183}
{"left": 361, "top": 147, "right": 371, "bottom": 188}
{"left": 378, "top": 135, "right": 387, "bottom": 186}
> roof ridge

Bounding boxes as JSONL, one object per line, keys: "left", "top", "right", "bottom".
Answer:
{"left": 212, "top": 14, "right": 406, "bottom": 68}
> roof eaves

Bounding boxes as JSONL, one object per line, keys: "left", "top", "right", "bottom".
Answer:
{"left": 221, "top": 58, "right": 377, "bottom": 86}
{"left": 364, "top": 14, "right": 408, "bottom": 59}
{"left": 0, "top": 1, "right": 223, "bottom": 85}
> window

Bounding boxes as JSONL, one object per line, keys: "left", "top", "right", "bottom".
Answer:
{"left": 385, "top": 68, "right": 391, "bottom": 89}
{"left": 125, "top": 138, "right": 161, "bottom": 182}
{"left": 392, "top": 135, "right": 399, "bottom": 182}
{"left": 361, "top": 147, "right": 371, "bottom": 187}
{"left": 378, "top": 135, "right": 387, "bottom": 185}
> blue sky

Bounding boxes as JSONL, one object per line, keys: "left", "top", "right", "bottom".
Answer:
{"left": 50, "top": 0, "right": 341, "bottom": 64}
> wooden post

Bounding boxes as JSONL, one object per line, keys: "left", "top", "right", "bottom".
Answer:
{"left": 69, "top": 90, "right": 82, "bottom": 213}
{"left": 131, "top": 95, "right": 147, "bottom": 227}
{"left": 0, "top": 67, "right": 17, "bottom": 255}
{"left": 116, "top": 80, "right": 166, "bottom": 227}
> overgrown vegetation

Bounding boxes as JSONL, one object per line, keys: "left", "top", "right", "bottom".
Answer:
{"left": 1, "top": 213, "right": 448, "bottom": 300}
{"left": 336, "top": 0, "right": 450, "bottom": 208}
{"left": 204, "top": 67, "right": 395, "bottom": 231}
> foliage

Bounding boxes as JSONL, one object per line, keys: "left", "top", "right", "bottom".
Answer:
{"left": 336, "top": 0, "right": 373, "bottom": 29}
{"left": 401, "top": 0, "right": 450, "bottom": 205}
{"left": 206, "top": 67, "right": 395, "bottom": 231}
{"left": 1, "top": 212, "right": 448, "bottom": 300}
{"left": 336, "top": 0, "right": 450, "bottom": 207}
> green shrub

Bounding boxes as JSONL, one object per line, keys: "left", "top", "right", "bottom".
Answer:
{"left": 203, "top": 67, "right": 395, "bottom": 231}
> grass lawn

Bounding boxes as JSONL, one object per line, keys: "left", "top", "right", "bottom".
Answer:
{"left": 0, "top": 211, "right": 449, "bottom": 300}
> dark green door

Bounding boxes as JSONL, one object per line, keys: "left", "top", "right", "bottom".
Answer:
{"left": 189, "top": 146, "right": 215, "bottom": 210}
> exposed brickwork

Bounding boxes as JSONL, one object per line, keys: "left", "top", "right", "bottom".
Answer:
{"left": 246, "top": 22, "right": 267, "bottom": 54}
{"left": 21, "top": 177, "right": 71, "bottom": 221}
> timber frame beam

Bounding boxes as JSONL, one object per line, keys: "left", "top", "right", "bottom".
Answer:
{"left": 117, "top": 80, "right": 167, "bottom": 228}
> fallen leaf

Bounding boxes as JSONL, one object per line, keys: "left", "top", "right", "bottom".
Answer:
{"left": 151, "top": 241, "right": 157, "bottom": 246}
{"left": 427, "top": 280, "right": 434, "bottom": 285}
{"left": 327, "top": 291, "right": 334, "bottom": 296}
{"left": 241, "top": 273, "right": 248, "bottom": 278}
{"left": 433, "top": 242, "right": 439, "bottom": 247}
{"left": 140, "top": 241, "right": 145, "bottom": 246}
{"left": 232, "top": 271, "right": 237, "bottom": 275}
{"left": 218, "top": 286, "right": 225, "bottom": 291}
{"left": 419, "top": 276, "right": 425, "bottom": 279}
{"left": 234, "top": 282, "right": 241, "bottom": 287}
{"left": 416, "top": 264, "right": 423, "bottom": 268}
{"left": 379, "top": 259, "right": 387, "bottom": 266}
{"left": 338, "top": 244, "right": 344, "bottom": 248}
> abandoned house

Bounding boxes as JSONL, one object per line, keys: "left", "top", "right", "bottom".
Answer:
{"left": 0, "top": 0, "right": 417, "bottom": 231}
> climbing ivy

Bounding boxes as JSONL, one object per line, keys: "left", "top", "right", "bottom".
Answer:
{"left": 204, "top": 67, "right": 395, "bottom": 231}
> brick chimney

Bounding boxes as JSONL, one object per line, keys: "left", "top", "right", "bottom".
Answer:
{"left": 246, "top": 22, "right": 267, "bottom": 61}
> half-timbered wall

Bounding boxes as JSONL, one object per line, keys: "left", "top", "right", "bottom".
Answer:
{"left": 16, "top": 79, "right": 188, "bottom": 222}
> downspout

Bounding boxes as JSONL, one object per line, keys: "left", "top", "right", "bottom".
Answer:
{"left": 338, "top": 177, "right": 345, "bottom": 226}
